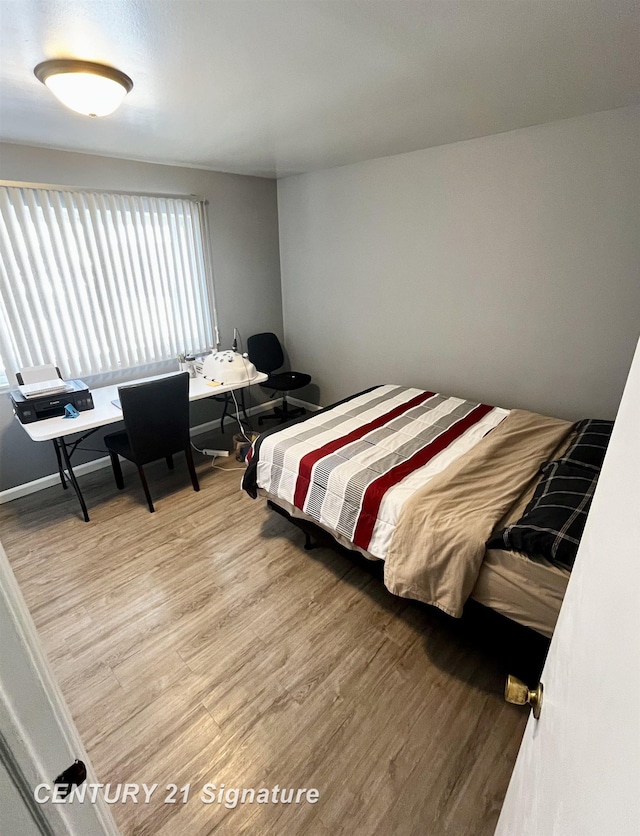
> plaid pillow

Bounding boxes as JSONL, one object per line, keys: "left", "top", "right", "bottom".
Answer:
{"left": 487, "top": 461, "right": 598, "bottom": 570}
{"left": 557, "top": 419, "right": 614, "bottom": 472}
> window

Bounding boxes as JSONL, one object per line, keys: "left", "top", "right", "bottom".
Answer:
{"left": 0, "top": 184, "right": 217, "bottom": 386}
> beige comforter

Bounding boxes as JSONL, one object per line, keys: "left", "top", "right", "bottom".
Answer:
{"left": 384, "top": 409, "right": 573, "bottom": 617}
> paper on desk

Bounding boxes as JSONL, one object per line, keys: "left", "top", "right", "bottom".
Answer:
{"left": 19, "top": 364, "right": 60, "bottom": 384}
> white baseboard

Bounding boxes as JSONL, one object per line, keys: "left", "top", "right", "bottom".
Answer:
{"left": 0, "top": 456, "right": 114, "bottom": 505}
{"left": 287, "top": 396, "right": 323, "bottom": 412}
{"left": 0, "top": 399, "right": 284, "bottom": 505}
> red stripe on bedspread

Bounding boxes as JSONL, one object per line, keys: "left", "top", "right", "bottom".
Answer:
{"left": 352, "top": 402, "right": 494, "bottom": 550}
{"left": 293, "top": 390, "right": 436, "bottom": 510}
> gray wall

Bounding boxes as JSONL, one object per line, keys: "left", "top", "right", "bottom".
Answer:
{"left": 278, "top": 105, "right": 640, "bottom": 422}
{"left": 0, "top": 143, "right": 282, "bottom": 491}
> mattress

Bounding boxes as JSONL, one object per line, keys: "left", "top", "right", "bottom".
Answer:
{"left": 248, "top": 390, "right": 576, "bottom": 637}
{"left": 471, "top": 547, "right": 568, "bottom": 638}
{"left": 469, "top": 434, "right": 573, "bottom": 637}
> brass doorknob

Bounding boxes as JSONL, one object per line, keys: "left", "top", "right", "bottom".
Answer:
{"left": 505, "top": 675, "right": 544, "bottom": 720}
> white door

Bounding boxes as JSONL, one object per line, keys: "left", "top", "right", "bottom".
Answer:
{"left": 496, "top": 338, "right": 640, "bottom": 836}
{"left": 0, "top": 541, "right": 118, "bottom": 835}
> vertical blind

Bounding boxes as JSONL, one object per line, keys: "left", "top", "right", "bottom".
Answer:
{"left": 0, "top": 185, "right": 216, "bottom": 384}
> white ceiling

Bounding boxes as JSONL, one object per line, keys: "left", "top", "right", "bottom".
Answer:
{"left": 0, "top": 0, "right": 639, "bottom": 179}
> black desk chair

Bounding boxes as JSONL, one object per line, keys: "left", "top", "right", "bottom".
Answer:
{"left": 104, "top": 373, "right": 199, "bottom": 513}
{"left": 247, "top": 332, "right": 311, "bottom": 425}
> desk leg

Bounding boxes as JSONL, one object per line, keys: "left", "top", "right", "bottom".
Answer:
{"left": 56, "top": 437, "right": 90, "bottom": 522}
{"left": 220, "top": 390, "right": 250, "bottom": 433}
{"left": 52, "top": 439, "right": 68, "bottom": 490}
{"left": 220, "top": 393, "right": 230, "bottom": 433}
{"left": 239, "top": 389, "right": 249, "bottom": 424}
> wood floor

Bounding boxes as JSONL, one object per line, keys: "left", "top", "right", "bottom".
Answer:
{"left": 0, "top": 438, "right": 540, "bottom": 836}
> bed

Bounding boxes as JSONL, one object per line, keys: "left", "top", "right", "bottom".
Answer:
{"left": 242, "top": 385, "right": 611, "bottom": 637}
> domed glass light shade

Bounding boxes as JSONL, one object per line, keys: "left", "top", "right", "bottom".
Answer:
{"left": 34, "top": 59, "right": 133, "bottom": 117}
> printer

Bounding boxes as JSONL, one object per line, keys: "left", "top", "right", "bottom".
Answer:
{"left": 10, "top": 379, "right": 94, "bottom": 424}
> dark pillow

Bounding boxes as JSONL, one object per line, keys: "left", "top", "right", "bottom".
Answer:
{"left": 557, "top": 419, "right": 614, "bottom": 472}
{"left": 487, "top": 461, "right": 598, "bottom": 571}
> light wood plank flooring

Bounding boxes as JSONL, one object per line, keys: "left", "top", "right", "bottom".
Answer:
{"left": 0, "top": 441, "right": 543, "bottom": 835}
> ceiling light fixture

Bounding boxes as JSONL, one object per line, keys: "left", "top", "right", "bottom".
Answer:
{"left": 34, "top": 59, "right": 133, "bottom": 118}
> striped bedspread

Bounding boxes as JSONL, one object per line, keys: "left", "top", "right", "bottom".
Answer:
{"left": 243, "top": 385, "right": 509, "bottom": 559}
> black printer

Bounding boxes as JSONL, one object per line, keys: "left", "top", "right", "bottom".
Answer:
{"left": 10, "top": 380, "right": 94, "bottom": 424}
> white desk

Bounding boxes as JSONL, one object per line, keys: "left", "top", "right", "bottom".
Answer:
{"left": 17, "top": 371, "right": 268, "bottom": 521}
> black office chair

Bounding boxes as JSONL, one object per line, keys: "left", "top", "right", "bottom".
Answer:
{"left": 104, "top": 373, "right": 199, "bottom": 513}
{"left": 247, "top": 332, "right": 311, "bottom": 425}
